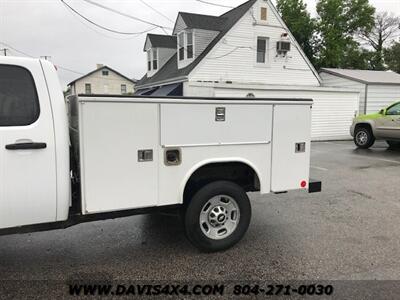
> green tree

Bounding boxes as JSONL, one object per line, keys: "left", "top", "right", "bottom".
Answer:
{"left": 316, "top": 0, "right": 375, "bottom": 68}
{"left": 360, "top": 12, "right": 400, "bottom": 70}
{"left": 276, "top": 0, "right": 316, "bottom": 64}
{"left": 385, "top": 42, "right": 400, "bottom": 73}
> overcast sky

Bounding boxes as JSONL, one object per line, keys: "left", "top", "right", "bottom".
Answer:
{"left": 0, "top": 0, "right": 399, "bottom": 89}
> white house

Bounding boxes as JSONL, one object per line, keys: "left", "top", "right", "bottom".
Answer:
{"left": 135, "top": 0, "right": 360, "bottom": 140}
{"left": 69, "top": 64, "right": 137, "bottom": 95}
{"left": 320, "top": 68, "right": 400, "bottom": 115}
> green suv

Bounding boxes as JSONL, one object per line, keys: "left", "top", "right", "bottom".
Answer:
{"left": 350, "top": 101, "right": 400, "bottom": 149}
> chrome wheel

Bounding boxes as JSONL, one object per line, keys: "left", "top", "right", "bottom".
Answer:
{"left": 356, "top": 130, "right": 368, "bottom": 146}
{"left": 199, "top": 195, "right": 240, "bottom": 240}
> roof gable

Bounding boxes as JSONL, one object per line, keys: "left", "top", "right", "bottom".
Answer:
{"left": 68, "top": 66, "right": 136, "bottom": 86}
{"left": 320, "top": 68, "right": 400, "bottom": 85}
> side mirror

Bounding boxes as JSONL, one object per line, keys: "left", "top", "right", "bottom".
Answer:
{"left": 379, "top": 109, "right": 385, "bottom": 115}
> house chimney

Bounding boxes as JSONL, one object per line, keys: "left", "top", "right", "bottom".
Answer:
{"left": 96, "top": 64, "right": 104, "bottom": 69}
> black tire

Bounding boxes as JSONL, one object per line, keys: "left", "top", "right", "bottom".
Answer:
{"left": 184, "top": 181, "right": 251, "bottom": 252}
{"left": 354, "top": 127, "right": 375, "bottom": 149}
{"left": 387, "top": 140, "right": 400, "bottom": 149}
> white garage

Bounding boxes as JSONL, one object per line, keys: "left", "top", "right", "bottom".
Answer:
{"left": 185, "top": 82, "right": 360, "bottom": 141}
{"left": 320, "top": 68, "right": 400, "bottom": 115}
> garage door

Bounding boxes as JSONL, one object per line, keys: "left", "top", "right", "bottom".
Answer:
{"left": 213, "top": 87, "right": 359, "bottom": 141}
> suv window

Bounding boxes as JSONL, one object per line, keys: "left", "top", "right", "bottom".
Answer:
{"left": 386, "top": 103, "right": 400, "bottom": 116}
{"left": 0, "top": 65, "right": 40, "bottom": 126}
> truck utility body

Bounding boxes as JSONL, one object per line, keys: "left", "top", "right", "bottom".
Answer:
{"left": 0, "top": 57, "right": 321, "bottom": 251}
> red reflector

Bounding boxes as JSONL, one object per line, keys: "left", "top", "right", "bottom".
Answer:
{"left": 301, "top": 181, "right": 307, "bottom": 188}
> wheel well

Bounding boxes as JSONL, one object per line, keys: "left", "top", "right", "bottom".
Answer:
{"left": 183, "top": 162, "right": 260, "bottom": 204}
{"left": 355, "top": 123, "right": 372, "bottom": 132}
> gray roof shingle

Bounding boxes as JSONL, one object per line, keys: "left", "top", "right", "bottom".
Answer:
{"left": 320, "top": 68, "right": 400, "bottom": 85}
{"left": 179, "top": 12, "right": 226, "bottom": 31}
{"left": 146, "top": 34, "right": 177, "bottom": 49}
{"left": 136, "top": 0, "right": 257, "bottom": 88}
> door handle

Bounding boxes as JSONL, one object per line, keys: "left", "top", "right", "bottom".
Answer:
{"left": 5, "top": 142, "right": 47, "bottom": 150}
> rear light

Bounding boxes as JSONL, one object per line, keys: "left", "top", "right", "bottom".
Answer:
{"left": 301, "top": 180, "right": 307, "bottom": 188}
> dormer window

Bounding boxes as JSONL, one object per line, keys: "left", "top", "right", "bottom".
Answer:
{"left": 152, "top": 48, "right": 158, "bottom": 70}
{"left": 178, "top": 32, "right": 185, "bottom": 61}
{"left": 147, "top": 48, "right": 159, "bottom": 72}
{"left": 187, "top": 31, "right": 193, "bottom": 59}
{"left": 178, "top": 30, "right": 195, "bottom": 62}
{"left": 147, "top": 50, "right": 151, "bottom": 71}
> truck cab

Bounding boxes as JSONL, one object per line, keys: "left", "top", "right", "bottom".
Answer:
{"left": 0, "top": 57, "right": 70, "bottom": 229}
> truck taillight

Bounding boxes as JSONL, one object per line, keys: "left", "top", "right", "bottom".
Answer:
{"left": 301, "top": 181, "right": 307, "bottom": 188}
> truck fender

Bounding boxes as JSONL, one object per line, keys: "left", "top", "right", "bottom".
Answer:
{"left": 179, "top": 157, "right": 263, "bottom": 204}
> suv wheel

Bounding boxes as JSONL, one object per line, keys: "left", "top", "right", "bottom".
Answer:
{"left": 184, "top": 181, "right": 251, "bottom": 252}
{"left": 354, "top": 127, "right": 375, "bottom": 149}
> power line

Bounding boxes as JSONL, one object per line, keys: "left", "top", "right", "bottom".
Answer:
{"left": 195, "top": 0, "right": 234, "bottom": 9}
{"left": 1, "top": 42, "right": 34, "bottom": 57}
{"left": 62, "top": 0, "right": 158, "bottom": 40}
{"left": 61, "top": 0, "right": 157, "bottom": 35}
{"left": 81, "top": 0, "right": 172, "bottom": 34}
{"left": 139, "top": 0, "right": 174, "bottom": 23}
{"left": 0, "top": 41, "right": 134, "bottom": 83}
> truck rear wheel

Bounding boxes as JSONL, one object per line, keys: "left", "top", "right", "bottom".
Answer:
{"left": 184, "top": 181, "right": 251, "bottom": 252}
{"left": 354, "top": 127, "right": 375, "bottom": 149}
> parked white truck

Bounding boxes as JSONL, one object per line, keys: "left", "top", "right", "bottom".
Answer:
{"left": 0, "top": 57, "right": 321, "bottom": 252}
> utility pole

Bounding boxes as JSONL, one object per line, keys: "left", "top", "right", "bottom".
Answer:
{"left": 0, "top": 48, "right": 8, "bottom": 56}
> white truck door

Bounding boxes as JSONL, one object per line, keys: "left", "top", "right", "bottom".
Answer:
{"left": 0, "top": 60, "right": 57, "bottom": 229}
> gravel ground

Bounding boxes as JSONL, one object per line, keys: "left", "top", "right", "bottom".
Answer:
{"left": 1, "top": 141, "right": 400, "bottom": 299}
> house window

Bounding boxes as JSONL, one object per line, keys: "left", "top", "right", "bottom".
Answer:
{"left": 147, "top": 50, "right": 151, "bottom": 71}
{"left": 256, "top": 37, "right": 268, "bottom": 63}
{"left": 121, "top": 84, "right": 127, "bottom": 94}
{"left": 187, "top": 31, "right": 193, "bottom": 59}
{"left": 260, "top": 7, "right": 267, "bottom": 21}
{"left": 178, "top": 32, "right": 185, "bottom": 61}
{"left": 102, "top": 70, "right": 109, "bottom": 76}
{"left": 85, "top": 83, "right": 91, "bottom": 94}
{"left": 152, "top": 48, "right": 158, "bottom": 70}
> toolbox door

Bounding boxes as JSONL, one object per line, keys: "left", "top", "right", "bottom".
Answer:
{"left": 271, "top": 104, "right": 311, "bottom": 192}
{"left": 79, "top": 102, "right": 159, "bottom": 214}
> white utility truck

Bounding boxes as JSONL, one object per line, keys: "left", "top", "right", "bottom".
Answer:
{"left": 0, "top": 57, "right": 321, "bottom": 252}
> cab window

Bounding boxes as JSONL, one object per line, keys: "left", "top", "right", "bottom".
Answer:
{"left": 386, "top": 103, "right": 400, "bottom": 116}
{"left": 0, "top": 65, "right": 40, "bottom": 126}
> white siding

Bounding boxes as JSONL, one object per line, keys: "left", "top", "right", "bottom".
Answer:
{"left": 184, "top": 83, "right": 359, "bottom": 141}
{"left": 320, "top": 72, "right": 366, "bottom": 114}
{"left": 366, "top": 85, "right": 400, "bottom": 114}
{"left": 173, "top": 15, "right": 186, "bottom": 35}
{"left": 194, "top": 29, "right": 219, "bottom": 58}
{"left": 320, "top": 72, "right": 400, "bottom": 115}
{"left": 73, "top": 68, "right": 135, "bottom": 95}
{"left": 189, "top": 0, "right": 320, "bottom": 87}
